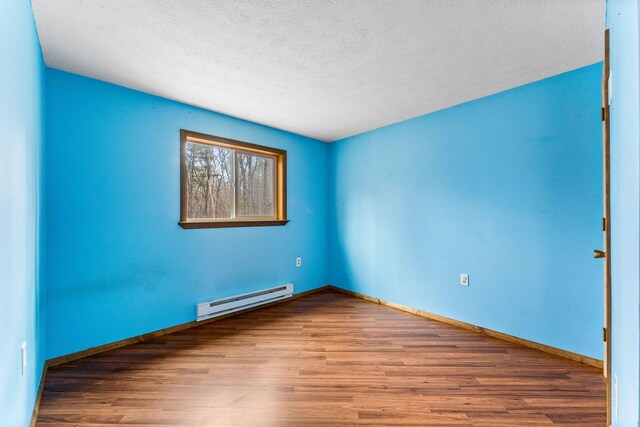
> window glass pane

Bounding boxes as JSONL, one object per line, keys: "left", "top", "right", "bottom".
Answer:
{"left": 237, "top": 152, "right": 275, "bottom": 217}
{"left": 186, "top": 142, "right": 233, "bottom": 219}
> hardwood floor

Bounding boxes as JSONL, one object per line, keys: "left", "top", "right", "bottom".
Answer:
{"left": 37, "top": 290, "right": 605, "bottom": 426}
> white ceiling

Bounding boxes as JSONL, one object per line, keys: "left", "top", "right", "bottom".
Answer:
{"left": 32, "top": 0, "right": 605, "bottom": 142}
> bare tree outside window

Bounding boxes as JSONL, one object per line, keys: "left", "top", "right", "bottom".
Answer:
{"left": 186, "top": 143, "right": 233, "bottom": 219}
{"left": 237, "top": 152, "right": 274, "bottom": 217}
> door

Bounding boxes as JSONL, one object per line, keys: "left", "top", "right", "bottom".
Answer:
{"left": 597, "top": 28, "right": 612, "bottom": 426}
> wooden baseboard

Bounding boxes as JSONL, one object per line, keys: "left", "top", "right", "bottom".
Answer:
{"left": 46, "top": 285, "right": 331, "bottom": 368}
{"left": 328, "top": 285, "right": 603, "bottom": 369}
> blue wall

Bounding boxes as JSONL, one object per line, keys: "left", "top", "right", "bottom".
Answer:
{"left": 45, "top": 70, "right": 329, "bottom": 359}
{"left": 0, "top": 0, "right": 45, "bottom": 425}
{"left": 607, "top": 0, "right": 640, "bottom": 425}
{"left": 329, "top": 64, "right": 604, "bottom": 360}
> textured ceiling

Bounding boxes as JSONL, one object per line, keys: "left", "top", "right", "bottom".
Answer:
{"left": 32, "top": 0, "right": 605, "bottom": 142}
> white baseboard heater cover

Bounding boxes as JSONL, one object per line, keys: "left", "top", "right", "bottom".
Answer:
{"left": 196, "top": 283, "right": 293, "bottom": 321}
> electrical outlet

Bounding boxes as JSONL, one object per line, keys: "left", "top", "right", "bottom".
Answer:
{"left": 460, "top": 273, "right": 469, "bottom": 286}
{"left": 21, "top": 342, "right": 26, "bottom": 375}
{"left": 296, "top": 257, "right": 302, "bottom": 267}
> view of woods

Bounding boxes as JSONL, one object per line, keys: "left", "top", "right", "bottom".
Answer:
{"left": 237, "top": 152, "right": 274, "bottom": 217}
{"left": 186, "top": 143, "right": 232, "bottom": 218}
{"left": 186, "top": 142, "right": 275, "bottom": 219}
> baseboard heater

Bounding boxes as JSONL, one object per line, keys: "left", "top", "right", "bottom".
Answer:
{"left": 196, "top": 283, "right": 294, "bottom": 321}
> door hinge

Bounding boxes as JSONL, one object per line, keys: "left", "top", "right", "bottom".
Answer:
{"left": 603, "top": 327, "right": 607, "bottom": 342}
{"left": 603, "top": 217, "right": 607, "bottom": 231}
{"left": 602, "top": 106, "right": 609, "bottom": 122}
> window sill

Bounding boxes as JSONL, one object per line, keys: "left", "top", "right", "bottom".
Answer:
{"left": 178, "top": 220, "right": 289, "bottom": 229}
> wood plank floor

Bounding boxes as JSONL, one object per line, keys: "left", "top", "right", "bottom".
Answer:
{"left": 37, "top": 290, "right": 605, "bottom": 426}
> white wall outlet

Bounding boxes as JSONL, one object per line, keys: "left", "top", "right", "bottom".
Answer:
{"left": 21, "top": 341, "right": 27, "bottom": 375}
{"left": 460, "top": 273, "right": 469, "bottom": 286}
{"left": 296, "top": 257, "right": 302, "bottom": 267}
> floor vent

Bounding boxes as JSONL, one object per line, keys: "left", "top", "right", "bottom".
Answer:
{"left": 196, "top": 284, "right": 293, "bottom": 321}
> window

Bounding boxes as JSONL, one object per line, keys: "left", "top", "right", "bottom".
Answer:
{"left": 179, "top": 130, "right": 287, "bottom": 229}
